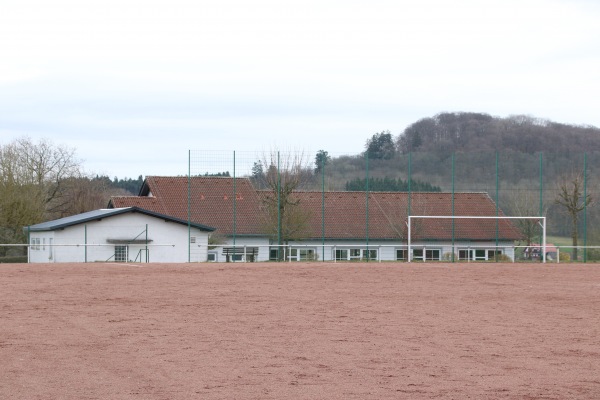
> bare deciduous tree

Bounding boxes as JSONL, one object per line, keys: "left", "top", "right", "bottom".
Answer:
{"left": 0, "top": 137, "right": 84, "bottom": 251}
{"left": 52, "top": 177, "right": 126, "bottom": 217}
{"left": 256, "top": 151, "right": 312, "bottom": 259}
{"left": 555, "top": 172, "right": 592, "bottom": 261}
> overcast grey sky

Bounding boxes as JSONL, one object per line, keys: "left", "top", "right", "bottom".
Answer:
{"left": 1, "top": 0, "right": 599, "bottom": 178}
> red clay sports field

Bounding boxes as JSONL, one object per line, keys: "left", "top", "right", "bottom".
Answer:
{"left": 1, "top": 262, "right": 599, "bottom": 399}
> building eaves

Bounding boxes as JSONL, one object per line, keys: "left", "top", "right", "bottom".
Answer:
{"left": 25, "top": 207, "right": 215, "bottom": 233}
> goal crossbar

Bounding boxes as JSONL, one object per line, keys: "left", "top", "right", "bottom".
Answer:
{"left": 407, "top": 216, "right": 546, "bottom": 263}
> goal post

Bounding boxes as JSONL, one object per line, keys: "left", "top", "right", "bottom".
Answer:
{"left": 407, "top": 215, "right": 547, "bottom": 263}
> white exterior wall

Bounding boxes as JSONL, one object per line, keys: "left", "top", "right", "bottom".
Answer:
{"left": 438, "top": 241, "right": 516, "bottom": 262}
{"left": 408, "top": 241, "right": 515, "bottom": 262}
{"left": 206, "top": 239, "right": 516, "bottom": 262}
{"left": 28, "top": 213, "right": 209, "bottom": 263}
{"left": 277, "top": 240, "right": 516, "bottom": 262}
{"left": 282, "top": 240, "right": 396, "bottom": 262}
{"left": 208, "top": 240, "right": 511, "bottom": 262}
{"left": 28, "top": 232, "right": 57, "bottom": 263}
{"left": 210, "top": 238, "right": 401, "bottom": 262}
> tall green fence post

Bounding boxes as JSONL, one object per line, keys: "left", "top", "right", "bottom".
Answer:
{"left": 277, "top": 151, "right": 282, "bottom": 261}
{"left": 539, "top": 153, "right": 543, "bottom": 256}
{"left": 321, "top": 154, "right": 325, "bottom": 261}
{"left": 233, "top": 151, "right": 237, "bottom": 262}
{"left": 451, "top": 153, "right": 455, "bottom": 262}
{"left": 27, "top": 226, "right": 30, "bottom": 263}
{"left": 85, "top": 224, "right": 87, "bottom": 263}
{"left": 495, "top": 151, "right": 499, "bottom": 261}
{"left": 366, "top": 152, "right": 370, "bottom": 261}
{"left": 407, "top": 152, "right": 412, "bottom": 262}
{"left": 408, "top": 152, "right": 412, "bottom": 216}
{"left": 187, "top": 150, "right": 191, "bottom": 263}
{"left": 584, "top": 153, "right": 588, "bottom": 263}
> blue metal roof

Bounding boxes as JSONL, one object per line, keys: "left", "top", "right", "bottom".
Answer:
{"left": 25, "top": 207, "right": 215, "bottom": 232}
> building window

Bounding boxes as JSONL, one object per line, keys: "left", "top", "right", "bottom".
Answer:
{"left": 334, "top": 249, "right": 348, "bottom": 260}
{"left": 207, "top": 252, "right": 217, "bottom": 262}
{"left": 190, "top": 236, "right": 196, "bottom": 244}
{"left": 289, "top": 248, "right": 316, "bottom": 261}
{"left": 270, "top": 248, "right": 280, "bottom": 261}
{"left": 474, "top": 249, "right": 486, "bottom": 260}
{"left": 334, "top": 248, "right": 378, "bottom": 261}
{"left": 413, "top": 248, "right": 441, "bottom": 261}
{"left": 349, "top": 249, "right": 361, "bottom": 260}
{"left": 487, "top": 250, "right": 501, "bottom": 260}
{"left": 364, "top": 249, "right": 377, "bottom": 261}
{"left": 396, "top": 249, "right": 408, "bottom": 261}
{"left": 458, "top": 249, "right": 502, "bottom": 261}
{"left": 115, "top": 246, "right": 128, "bottom": 262}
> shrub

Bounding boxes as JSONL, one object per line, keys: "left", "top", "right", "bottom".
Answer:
{"left": 0, "top": 256, "right": 28, "bottom": 263}
{"left": 493, "top": 254, "right": 512, "bottom": 262}
{"left": 442, "top": 252, "right": 458, "bottom": 261}
{"left": 305, "top": 252, "right": 319, "bottom": 261}
{"left": 585, "top": 249, "right": 600, "bottom": 261}
{"left": 558, "top": 252, "right": 571, "bottom": 262}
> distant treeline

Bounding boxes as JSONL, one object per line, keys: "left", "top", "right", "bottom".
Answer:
{"left": 345, "top": 177, "right": 441, "bottom": 192}
{"left": 93, "top": 175, "right": 144, "bottom": 195}
{"left": 204, "top": 171, "right": 231, "bottom": 177}
{"left": 397, "top": 112, "right": 600, "bottom": 155}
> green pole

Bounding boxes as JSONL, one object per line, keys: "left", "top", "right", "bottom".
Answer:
{"left": 451, "top": 153, "right": 455, "bottom": 262}
{"left": 539, "top": 153, "right": 543, "bottom": 249}
{"left": 277, "top": 151, "right": 282, "bottom": 260}
{"left": 321, "top": 154, "right": 325, "bottom": 261}
{"left": 85, "top": 224, "right": 87, "bottom": 263}
{"left": 145, "top": 224, "right": 148, "bottom": 263}
{"left": 366, "top": 153, "right": 370, "bottom": 261}
{"left": 584, "top": 153, "right": 588, "bottom": 263}
{"left": 495, "top": 151, "right": 499, "bottom": 260}
{"left": 539, "top": 153, "right": 543, "bottom": 216}
{"left": 27, "top": 226, "right": 30, "bottom": 263}
{"left": 187, "top": 150, "right": 191, "bottom": 263}
{"left": 233, "top": 151, "right": 237, "bottom": 261}
{"left": 408, "top": 152, "right": 412, "bottom": 217}
{"left": 407, "top": 152, "right": 412, "bottom": 262}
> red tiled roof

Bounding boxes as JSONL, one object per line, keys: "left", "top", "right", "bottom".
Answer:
{"left": 111, "top": 176, "right": 265, "bottom": 236}
{"left": 110, "top": 176, "right": 522, "bottom": 241}
{"left": 109, "top": 196, "right": 164, "bottom": 213}
{"left": 275, "top": 191, "right": 521, "bottom": 241}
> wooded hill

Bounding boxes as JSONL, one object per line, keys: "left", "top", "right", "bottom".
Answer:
{"left": 324, "top": 112, "right": 600, "bottom": 189}
{"left": 322, "top": 113, "right": 600, "bottom": 240}
{"left": 397, "top": 112, "right": 600, "bottom": 154}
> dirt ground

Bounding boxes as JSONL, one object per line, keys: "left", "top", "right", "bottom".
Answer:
{"left": 1, "top": 262, "right": 599, "bottom": 400}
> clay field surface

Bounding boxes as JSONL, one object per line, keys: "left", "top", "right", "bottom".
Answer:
{"left": 1, "top": 262, "right": 599, "bottom": 399}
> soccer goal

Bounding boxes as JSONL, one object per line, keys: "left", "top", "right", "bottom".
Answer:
{"left": 407, "top": 215, "right": 546, "bottom": 263}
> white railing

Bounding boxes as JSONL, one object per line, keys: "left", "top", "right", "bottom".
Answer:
{"left": 3, "top": 242, "right": 600, "bottom": 264}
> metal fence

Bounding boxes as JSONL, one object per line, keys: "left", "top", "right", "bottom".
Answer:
{"left": 2, "top": 150, "right": 599, "bottom": 264}
{"left": 188, "top": 150, "right": 599, "bottom": 263}
{"left": 3, "top": 243, "right": 600, "bottom": 264}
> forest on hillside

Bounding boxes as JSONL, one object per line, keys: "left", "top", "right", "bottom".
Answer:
{"left": 319, "top": 113, "right": 600, "bottom": 241}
